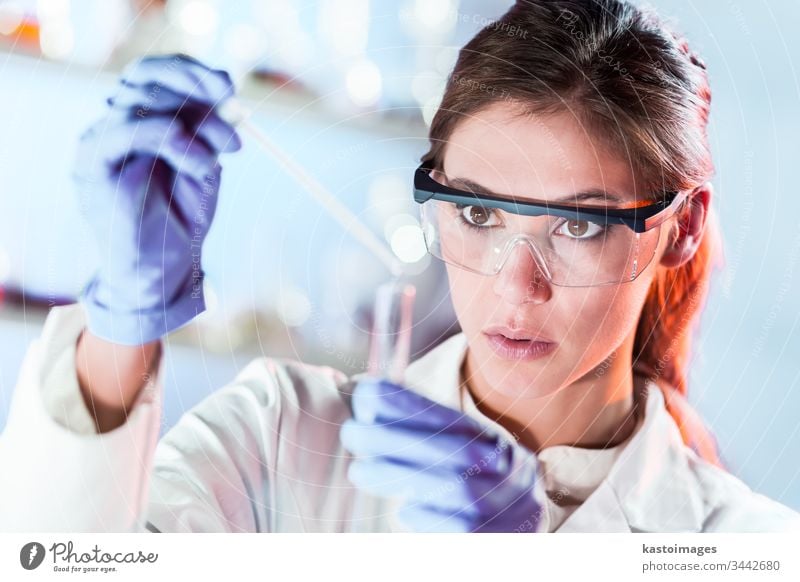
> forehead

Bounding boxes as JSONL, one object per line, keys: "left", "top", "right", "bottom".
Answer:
{"left": 442, "top": 103, "right": 643, "bottom": 204}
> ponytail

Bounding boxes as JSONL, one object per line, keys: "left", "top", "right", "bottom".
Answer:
{"left": 633, "top": 209, "right": 726, "bottom": 469}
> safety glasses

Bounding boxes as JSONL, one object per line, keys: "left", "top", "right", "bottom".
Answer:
{"left": 413, "top": 161, "right": 689, "bottom": 233}
{"left": 412, "top": 162, "right": 691, "bottom": 287}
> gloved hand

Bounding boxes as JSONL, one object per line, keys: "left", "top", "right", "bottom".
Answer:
{"left": 74, "top": 54, "right": 241, "bottom": 345}
{"left": 340, "top": 377, "right": 545, "bottom": 532}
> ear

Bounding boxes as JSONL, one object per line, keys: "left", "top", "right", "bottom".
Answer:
{"left": 659, "top": 182, "right": 713, "bottom": 269}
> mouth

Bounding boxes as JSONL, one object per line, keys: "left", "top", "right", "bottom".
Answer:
{"left": 482, "top": 327, "right": 557, "bottom": 361}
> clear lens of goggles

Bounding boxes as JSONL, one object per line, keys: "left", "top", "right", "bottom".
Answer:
{"left": 419, "top": 200, "right": 662, "bottom": 287}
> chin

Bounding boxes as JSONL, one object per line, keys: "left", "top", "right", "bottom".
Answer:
{"left": 471, "top": 341, "right": 564, "bottom": 400}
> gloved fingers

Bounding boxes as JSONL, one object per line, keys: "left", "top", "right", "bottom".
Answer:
{"left": 80, "top": 155, "right": 172, "bottom": 250}
{"left": 340, "top": 418, "right": 500, "bottom": 472}
{"left": 119, "top": 54, "right": 235, "bottom": 107}
{"left": 107, "top": 86, "right": 242, "bottom": 154}
{"left": 168, "top": 163, "right": 222, "bottom": 232}
{"left": 146, "top": 165, "right": 220, "bottom": 238}
{"left": 397, "top": 489, "right": 543, "bottom": 533}
{"left": 347, "top": 457, "right": 468, "bottom": 512}
{"left": 125, "top": 117, "right": 216, "bottom": 184}
{"left": 347, "top": 456, "right": 503, "bottom": 515}
{"left": 74, "top": 128, "right": 220, "bottom": 249}
{"left": 116, "top": 157, "right": 177, "bottom": 233}
{"left": 471, "top": 491, "right": 544, "bottom": 533}
{"left": 351, "top": 378, "right": 484, "bottom": 434}
{"left": 108, "top": 81, "right": 194, "bottom": 114}
{"left": 83, "top": 116, "right": 216, "bottom": 184}
{"left": 182, "top": 107, "right": 242, "bottom": 154}
{"left": 76, "top": 150, "right": 158, "bottom": 213}
{"left": 395, "top": 502, "right": 474, "bottom": 533}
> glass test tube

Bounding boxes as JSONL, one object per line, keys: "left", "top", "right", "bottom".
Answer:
{"left": 367, "top": 280, "right": 416, "bottom": 384}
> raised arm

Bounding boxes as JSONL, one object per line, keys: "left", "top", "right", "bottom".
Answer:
{"left": 0, "top": 54, "right": 241, "bottom": 531}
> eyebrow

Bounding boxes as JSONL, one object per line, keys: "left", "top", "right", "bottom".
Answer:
{"left": 446, "top": 176, "right": 627, "bottom": 205}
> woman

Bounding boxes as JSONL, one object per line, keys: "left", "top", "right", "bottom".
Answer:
{"left": 1, "top": 0, "right": 798, "bottom": 533}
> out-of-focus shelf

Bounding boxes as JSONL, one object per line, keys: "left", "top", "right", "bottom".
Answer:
{"left": 0, "top": 48, "right": 430, "bottom": 140}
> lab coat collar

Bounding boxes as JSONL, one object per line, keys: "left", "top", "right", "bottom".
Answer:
{"left": 403, "top": 332, "right": 468, "bottom": 410}
{"left": 607, "top": 382, "right": 706, "bottom": 532}
{"left": 557, "top": 381, "right": 706, "bottom": 533}
{"left": 403, "top": 332, "right": 706, "bottom": 533}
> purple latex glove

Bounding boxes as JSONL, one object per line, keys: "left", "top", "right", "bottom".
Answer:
{"left": 74, "top": 54, "right": 241, "bottom": 345}
{"left": 340, "top": 378, "right": 546, "bottom": 532}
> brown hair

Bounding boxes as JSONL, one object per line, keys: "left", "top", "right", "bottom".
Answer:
{"left": 423, "top": 0, "right": 724, "bottom": 467}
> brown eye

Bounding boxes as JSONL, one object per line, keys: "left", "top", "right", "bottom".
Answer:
{"left": 566, "top": 220, "right": 588, "bottom": 237}
{"left": 557, "top": 219, "right": 606, "bottom": 240}
{"left": 455, "top": 204, "right": 499, "bottom": 228}
{"left": 468, "top": 206, "right": 491, "bottom": 225}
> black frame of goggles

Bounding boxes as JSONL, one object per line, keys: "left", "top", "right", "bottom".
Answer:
{"left": 412, "top": 161, "right": 690, "bottom": 234}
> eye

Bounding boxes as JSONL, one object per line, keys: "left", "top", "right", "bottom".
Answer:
{"left": 555, "top": 219, "right": 606, "bottom": 240}
{"left": 456, "top": 204, "right": 500, "bottom": 228}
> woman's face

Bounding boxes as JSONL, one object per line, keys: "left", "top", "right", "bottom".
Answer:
{"left": 440, "top": 103, "right": 675, "bottom": 399}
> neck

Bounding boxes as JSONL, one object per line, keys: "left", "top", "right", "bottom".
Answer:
{"left": 462, "top": 338, "right": 643, "bottom": 454}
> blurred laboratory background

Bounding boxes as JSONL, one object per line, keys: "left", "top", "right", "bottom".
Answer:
{"left": 0, "top": 0, "right": 799, "bottom": 511}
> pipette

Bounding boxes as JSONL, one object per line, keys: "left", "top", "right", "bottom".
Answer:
{"left": 219, "top": 99, "right": 404, "bottom": 279}
{"left": 219, "top": 98, "right": 416, "bottom": 381}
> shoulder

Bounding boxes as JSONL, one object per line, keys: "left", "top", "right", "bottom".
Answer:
{"left": 613, "top": 380, "right": 800, "bottom": 533}
{"left": 686, "top": 453, "right": 800, "bottom": 532}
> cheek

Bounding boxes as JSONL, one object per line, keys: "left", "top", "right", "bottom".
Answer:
{"left": 445, "top": 265, "right": 492, "bottom": 332}
{"left": 566, "top": 266, "right": 662, "bottom": 384}
{"left": 568, "top": 282, "right": 650, "bottom": 354}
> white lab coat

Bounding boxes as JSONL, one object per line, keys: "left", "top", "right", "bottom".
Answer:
{"left": 1, "top": 304, "right": 799, "bottom": 533}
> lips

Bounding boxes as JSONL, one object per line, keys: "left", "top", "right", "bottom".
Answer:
{"left": 482, "top": 324, "right": 555, "bottom": 343}
{"left": 481, "top": 325, "right": 557, "bottom": 361}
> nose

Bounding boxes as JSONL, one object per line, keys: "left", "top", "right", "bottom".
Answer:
{"left": 492, "top": 240, "right": 552, "bottom": 304}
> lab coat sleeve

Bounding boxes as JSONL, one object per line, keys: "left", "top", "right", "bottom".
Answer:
{"left": 0, "top": 304, "right": 162, "bottom": 532}
{"left": 142, "top": 356, "right": 353, "bottom": 533}
{"left": 141, "top": 362, "right": 281, "bottom": 533}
